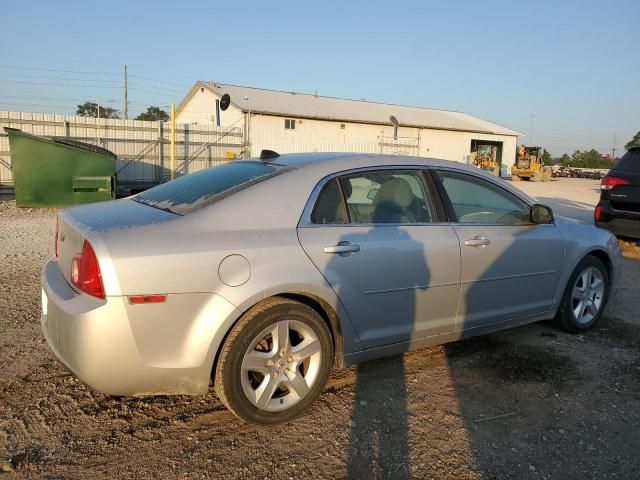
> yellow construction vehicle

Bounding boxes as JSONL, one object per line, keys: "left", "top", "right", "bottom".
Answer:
{"left": 511, "top": 146, "right": 552, "bottom": 181}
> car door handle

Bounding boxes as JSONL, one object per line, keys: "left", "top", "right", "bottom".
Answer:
{"left": 323, "top": 243, "right": 361, "bottom": 254}
{"left": 464, "top": 236, "right": 490, "bottom": 247}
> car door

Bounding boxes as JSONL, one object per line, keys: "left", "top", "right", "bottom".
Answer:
{"left": 431, "top": 168, "right": 564, "bottom": 331}
{"left": 297, "top": 168, "right": 461, "bottom": 349}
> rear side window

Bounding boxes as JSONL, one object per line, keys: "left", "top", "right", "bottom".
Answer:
{"left": 133, "top": 161, "right": 277, "bottom": 214}
{"left": 310, "top": 170, "right": 435, "bottom": 225}
{"left": 341, "top": 171, "right": 434, "bottom": 223}
{"left": 311, "top": 179, "right": 348, "bottom": 224}
{"left": 613, "top": 149, "right": 640, "bottom": 174}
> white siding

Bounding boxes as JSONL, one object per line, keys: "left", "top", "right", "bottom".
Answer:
{"left": 175, "top": 92, "right": 519, "bottom": 177}
{"left": 249, "top": 114, "right": 517, "bottom": 174}
{"left": 177, "top": 88, "right": 244, "bottom": 130}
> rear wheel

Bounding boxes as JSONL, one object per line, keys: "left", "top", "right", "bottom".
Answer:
{"left": 214, "top": 297, "right": 333, "bottom": 424}
{"left": 554, "top": 256, "right": 609, "bottom": 332}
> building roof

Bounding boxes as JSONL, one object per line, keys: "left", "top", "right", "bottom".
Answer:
{"left": 179, "top": 81, "right": 520, "bottom": 136}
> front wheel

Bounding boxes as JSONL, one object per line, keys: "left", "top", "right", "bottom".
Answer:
{"left": 214, "top": 297, "right": 334, "bottom": 424}
{"left": 554, "top": 256, "right": 609, "bottom": 332}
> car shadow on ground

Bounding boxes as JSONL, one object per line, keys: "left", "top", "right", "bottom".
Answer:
{"left": 343, "top": 254, "right": 640, "bottom": 479}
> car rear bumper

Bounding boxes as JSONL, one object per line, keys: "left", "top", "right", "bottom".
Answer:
{"left": 596, "top": 201, "right": 640, "bottom": 238}
{"left": 41, "top": 259, "right": 237, "bottom": 396}
{"left": 596, "top": 219, "right": 640, "bottom": 238}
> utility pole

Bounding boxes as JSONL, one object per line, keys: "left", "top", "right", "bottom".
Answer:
{"left": 612, "top": 132, "right": 617, "bottom": 158}
{"left": 96, "top": 97, "right": 101, "bottom": 145}
{"left": 124, "top": 65, "right": 129, "bottom": 120}
{"left": 529, "top": 113, "right": 536, "bottom": 145}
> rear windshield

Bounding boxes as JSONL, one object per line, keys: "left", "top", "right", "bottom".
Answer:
{"left": 613, "top": 149, "right": 640, "bottom": 174}
{"left": 133, "top": 161, "right": 278, "bottom": 214}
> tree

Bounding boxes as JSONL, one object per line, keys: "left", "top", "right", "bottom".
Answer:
{"left": 135, "top": 106, "right": 170, "bottom": 121}
{"left": 76, "top": 102, "right": 120, "bottom": 119}
{"left": 625, "top": 131, "right": 640, "bottom": 150}
{"left": 560, "top": 149, "right": 610, "bottom": 168}
{"left": 542, "top": 148, "right": 553, "bottom": 166}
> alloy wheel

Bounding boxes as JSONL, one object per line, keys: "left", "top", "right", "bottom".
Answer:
{"left": 571, "top": 266, "right": 605, "bottom": 325}
{"left": 240, "top": 320, "right": 323, "bottom": 412}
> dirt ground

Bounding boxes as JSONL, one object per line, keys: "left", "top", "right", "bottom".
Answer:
{"left": 1, "top": 178, "right": 640, "bottom": 479}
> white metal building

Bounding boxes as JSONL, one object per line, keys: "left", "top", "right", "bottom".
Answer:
{"left": 176, "top": 81, "right": 520, "bottom": 176}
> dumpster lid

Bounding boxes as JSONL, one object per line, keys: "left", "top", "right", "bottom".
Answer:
{"left": 50, "top": 137, "right": 117, "bottom": 158}
{"left": 3, "top": 127, "right": 117, "bottom": 158}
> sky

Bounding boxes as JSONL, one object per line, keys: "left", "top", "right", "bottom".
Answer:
{"left": 0, "top": 0, "right": 638, "bottom": 156}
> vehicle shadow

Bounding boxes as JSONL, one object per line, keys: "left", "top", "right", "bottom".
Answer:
{"left": 347, "top": 355, "right": 410, "bottom": 479}
{"left": 330, "top": 224, "right": 427, "bottom": 479}
{"left": 437, "top": 249, "right": 640, "bottom": 479}
{"left": 341, "top": 207, "right": 640, "bottom": 479}
{"left": 313, "top": 173, "right": 436, "bottom": 478}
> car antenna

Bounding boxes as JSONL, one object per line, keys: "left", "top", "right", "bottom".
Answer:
{"left": 260, "top": 149, "right": 280, "bottom": 161}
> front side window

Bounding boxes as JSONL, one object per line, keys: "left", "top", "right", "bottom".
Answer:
{"left": 435, "top": 170, "right": 530, "bottom": 225}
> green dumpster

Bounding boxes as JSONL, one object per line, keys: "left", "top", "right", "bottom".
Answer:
{"left": 4, "top": 128, "right": 116, "bottom": 207}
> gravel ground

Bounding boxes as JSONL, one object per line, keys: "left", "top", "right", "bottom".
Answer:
{"left": 1, "top": 179, "right": 640, "bottom": 479}
{"left": 510, "top": 177, "right": 601, "bottom": 224}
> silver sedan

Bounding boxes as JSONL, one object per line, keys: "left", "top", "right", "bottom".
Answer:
{"left": 41, "top": 152, "right": 622, "bottom": 423}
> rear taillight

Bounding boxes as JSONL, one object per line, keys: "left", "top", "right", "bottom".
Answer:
{"left": 594, "top": 205, "right": 602, "bottom": 221}
{"left": 600, "top": 175, "right": 629, "bottom": 190}
{"left": 71, "top": 240, "right": 105, "bottom": 299}
{"left": 54, "top": 217, "right": 59, "bottom": 257}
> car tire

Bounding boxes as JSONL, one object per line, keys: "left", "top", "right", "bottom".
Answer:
{"left": 554, "top": 256, "right": 609, "bottom": 333}
{"left": 214, "top": 297, "right": 334, "bottom": 424}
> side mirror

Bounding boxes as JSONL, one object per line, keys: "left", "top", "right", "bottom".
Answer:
{"left": 367, "top": 188, "right": 379, "bottom": 201}
{"left": 530, "top": 204, "right": 554, "bottom": 224}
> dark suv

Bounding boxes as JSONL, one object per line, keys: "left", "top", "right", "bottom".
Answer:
{"left": 595, "top": 146, "right": 640, "bottom": 238}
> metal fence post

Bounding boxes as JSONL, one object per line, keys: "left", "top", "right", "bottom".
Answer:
{"left": 170, "top": 103, "right": 175, "bottom": 180}
{"left": 158, "top": 120, "right": 164, "bottom": 182}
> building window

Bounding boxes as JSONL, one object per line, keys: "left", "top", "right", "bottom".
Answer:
{"left": 285, "top": 119, "right": 296, "bottom": 130}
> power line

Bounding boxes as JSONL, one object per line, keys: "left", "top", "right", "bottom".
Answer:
{"left": 0, "top": 93, "right": 119, "bottom": 102}
{"left": 0, "top": 64, "right": 191, "bottom": 89}
{"left": 0, "top": 65, "right": 120, "bottom": 76}
{"left": 0, "top": 79, "right": 123, "bottom": 89}
{"left": 0, "top": 102, "right": 82, "bottom": 110}
{"left": 128, "top": 81, "right": 184, "bottom": 95}
{"left": 1, "top": 73, "right": 122, "bottom": 84}
{"left": 128, "top": 73, "right": 191, "bottom": 89}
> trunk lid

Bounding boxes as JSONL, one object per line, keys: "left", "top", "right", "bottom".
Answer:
{"left": 56, "top": 198, "right": 178, "bottom": 287}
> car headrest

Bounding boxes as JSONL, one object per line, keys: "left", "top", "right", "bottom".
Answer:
{"left": 373, "top": 178, "right": 413, "bottom": 208}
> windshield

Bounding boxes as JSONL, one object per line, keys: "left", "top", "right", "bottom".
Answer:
{"left": 133, "top": 161, "right": 278, "bottom": 214}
